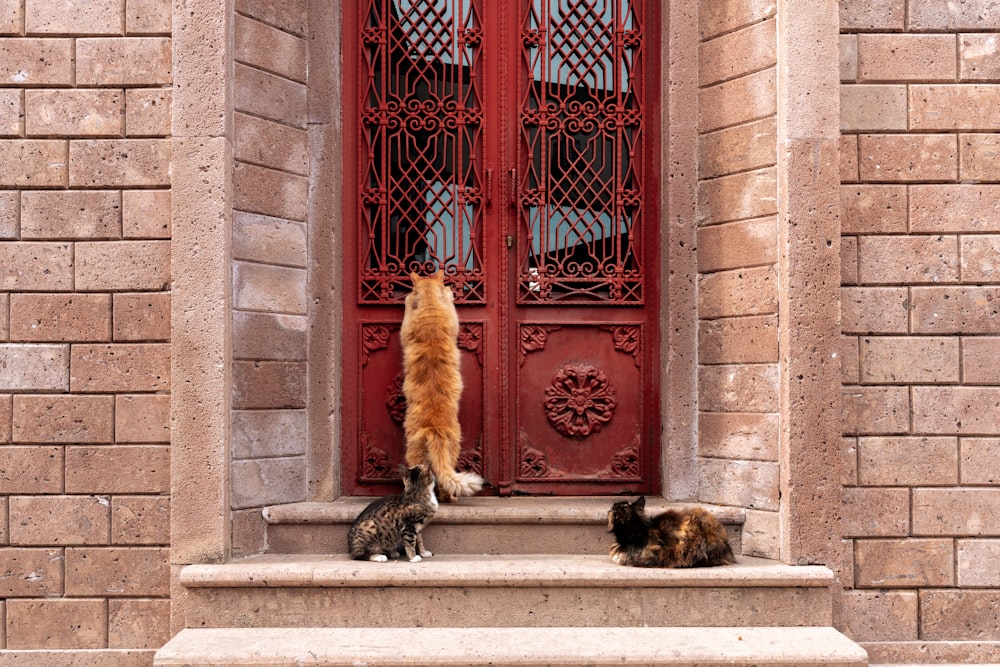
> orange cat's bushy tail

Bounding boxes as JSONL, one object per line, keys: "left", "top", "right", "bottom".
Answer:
{"left": 404, "top": 427, "right": 484, "bottom": 502}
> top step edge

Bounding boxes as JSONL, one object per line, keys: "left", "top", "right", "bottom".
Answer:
{"left": 264, "top": 496, "right": 747, "bottom": 526}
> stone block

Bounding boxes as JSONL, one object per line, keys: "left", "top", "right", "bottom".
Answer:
{"left": 911, "top": 185, "right": 1000, "bottom": 232}
{"left": 960, "top": 438, "right": 1000, "bottom": 484}
{"left": 0, "top": 447, "right": 63, "bottom": 494}
{"left": 65, "top": 446, "right": 169, "bottom": 494}
{"left": 859, "top": 336, "right": 959, "bottom": 384}
{"left": 911, "top": 84, "right": 1000, "bottom": 130}
{"left": 125, "top": 88, "right": 171, "bottom": 136}
{"left": 840, "top": 287, "right": 909, "bottom": 335}
{"left": 76, "top": 37, "right": 172, "bottom": 86}
{"left": 912, "top": 287, "right": 1000, "bottom": 333}
{"left": 235, "top": 113, "right": 307, "bottom": 176}
{"left": 115, "top": 393, "right": 170, "bottom": 443}
{"left": 960, "top": 133, "right": 1000, "bottom": 181}
{"left": 0, "top": 139, "right": 67, "bottom": 187}
{"left": 126, "top": 0, "right": 171, "bottom": 34}
{"left": 0, "top": 243, "right": 73, "bottom": 291}
{"left": 698, "top": 363, "right": 779, "bottom": 413}
{"left": 232, "top": 409, "right": 308, "bottom": 459}
{"left": 841, "top": 186, "right": 907, "bottom": 235}
{"left": 21, "top": 190, "right": 121, "bottom": 239}
{"left": 0, "top": 191, "right": 17, "bottom": 239}
{"left": 26, "top": 0, "right": 122, "bottom": 33}
{"left": 233, "top": 161, "right": 308, "bottom": 221}
{"left": 960, "top": 235, "right": 1000, "bottom": 284}
{"left": 233, "top": 508, "right": 268, "bottom": 558}
{"left": 842, "top": 487, "right": 909, "bottom": 537}
{"left": 961, "top": 33, "right": 1000, "bottom": 81}
{"left": 840, "top": 35, "right": 857, "bottom": 82}
{"left": 858, "top": 436, "right": 958, "bottom": 486}
{"left": 0, "top": 394, "right": 10, "bottom": 442}
{"left": 740, "top": 509, "right": 778, "bottom": 559}
{"left": 857, "top": 34, "right": 956, "bottom": 82}
{"left": 697, "top": 412, "right": 778, "bottom": 462}
{"left": 698, "top": 118, "right": 776, "bottom": 181}
{"left": 66, "top": 547, "right": 169, "bottom": 596}
{"left": 233, "top": 261, "right": 307, "bottom": 315}
{"left": 840, "top": 335, "right": 859, "bottom": 383}
{"left": 235, "top": 0, "right": 306, "bottom": 36}
{"left": 696, "top": 216, "right": 777, "bottom": 273}
{"left": 122, "top": 189, "right": 170, "bottom": 238}
{"left": 914, "top": 386, "right": 1000, "bottom": 433}
{"left": 963, "top": 336, "right": 1000, "bottom": 384}
{"left": 6, "top": 599, "right": 105, "bottom": 648}
{"left": 699, "top": 0, "right": 776, "bottom": 40}
{"left": 232, "top": 360, "right": 307, "bottom": 410}
{"left": 698, "top": 315, "right": 778, "bottom": 365}
{"left": 235, "top": 14, "right": 307, "bottom": 83}
{"left": 958, "top": 539, "right": 1000, "bottom": 587}
{"left": 0, "top": 38, "right": 74, "bottom": 85}
{"left": 0, "top": 89, "right": 23, "bottom": 136}
{"left": 233, "top": 311, "right": 307, "bottom": 361}
{"left": 76, "top": 240, "right": 170, "bottom": 290}
{"left": 842, "top": 436, "right": 858, "bottom": 485}
{"left": 69, "top": 139, "right": 170, "bottom": 187}
{"left": 857, "top": 235, "right": 958, "bottom": 285}
{"left": 13, "top": 394, "right": 113, "bottom": 443}
{"left": 233, "top": 211, "right": 307, "bottom": 267}
{"left": 909, "top": 0, "right": 1000, "bottom": 30}
{"left": 109, "top": 598, "right": 171, "bottom": 649}
{"left": 855, "top": 539, "right": 954, "bottom": 588}
{"left": 841, "top": 237, "right": 858, "bottom": 285}
{"left": 111, "top": 496, "right": 169, "bottom": 545}
{"left": 842, "top": 385, "right": 909, "bottom": 435}
{"left": 0, "top": 2, "right": 20, "bottom": 34}
{"left": 840, "top": 134, "right": 859, "bottom": 182}
{"left": 699, "top": 19, "right": 775, "bottom": 87}
{"left": 112, "top": 292, "right": 170, "bottom": 341}
{"left": 234, "top": 62, "right": 306, "bottom": 128}
{"left": 9, "top": 495, "right": 110, "bottom": 546}
{"left": 840, "top": 84, "right": 906, "bottom": 131}
{"left": 697, "top": 457, "right": 778, "bottom": 511}
{"left": 231, "top": 456, "right": 307, "bottom": 509}
{"left": 913, "top": 488, "right": 1000, "bottom": 536}
{"left": 920, "top": 590, "right": 1000, "bottom": 640}
{"left": 0, "top": 547, "right": 64, "bottom": 597}
{"left": 25, "top": 89, "right": 123, "bottom": 137}
{"left": 859, "top": 133, "right": 957, "bottom": 182}
{"left": 839, "top": 590, "right": 917, "bottom": 642}
{"left": 0, "top": 343, "right": 69, "bottom": 390}
{"left": 70, "top": 343, "right": 169, "bottom": 392}
{"left": 697, "top": 168, "right": 777, "bottom": 226}
{"left": 698, "top": 68, "right": 776, "bottom": 134}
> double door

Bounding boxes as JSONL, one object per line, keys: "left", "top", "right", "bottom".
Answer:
{"left": 342, "top": 0, "right": 660, "bottom": 495}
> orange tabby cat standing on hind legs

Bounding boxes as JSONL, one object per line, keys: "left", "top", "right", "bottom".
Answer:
{"left": 401, "top": 270, "right": 484, "bottom": 502}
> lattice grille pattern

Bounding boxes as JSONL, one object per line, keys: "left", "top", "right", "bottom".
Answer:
{"left": 360, "top": 0, "right": 485, "bottom": 303}
{"left": 519, "top": 0, "right": 644, "bottom": 303}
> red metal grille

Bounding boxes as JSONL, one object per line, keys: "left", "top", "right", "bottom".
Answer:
{"left": 517, "top": 0, "right": 644, "bottom": 303}
{"left": 359, "top": 0, "right": 486, "bottom": 303}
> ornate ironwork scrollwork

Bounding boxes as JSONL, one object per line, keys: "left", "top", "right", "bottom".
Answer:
{"left": 543, "top": 364, "right": 617, "bottom": 438}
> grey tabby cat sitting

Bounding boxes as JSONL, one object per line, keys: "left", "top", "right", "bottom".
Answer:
{"left": 348, "top": 464, "right": 438, "bottom": 562}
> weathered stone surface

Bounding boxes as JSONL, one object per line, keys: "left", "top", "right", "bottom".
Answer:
{"left": 6, "top": 599, "right": 106, "bottom": 648}
{"left": 855, "top": 539, "right": 955, "bottom": 588}
{"left": 840, "top": 590, "right": 917, "bottom": 642}
{"left": 9, "top": 495, "right": 110, "bottom": 546}
{"left": 857, "top": 436, "right": 958, "bottom": 486}
{"left": 21, "top": 190, "right": 121, "bottom": 239}
{"left": 842, "top": 487, "right": 910, "bottom": 538}
{"left": 0, "top": 344, "right": 69, "bottom": 390}
{"left": 859, "top": 336, "right": 959, "bottom": 383}
{"left": 913, "top": 488, "right": 1000, "bottom": 536}
{"left": 231, "top": 457, "right": 308, "bottom": 509}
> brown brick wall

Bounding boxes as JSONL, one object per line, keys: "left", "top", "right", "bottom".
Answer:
{"left": 0, "top": 0, "right": 171, "bottom": 656}
{"left": 696, "top": 3, "right": 779, "bottom": 557}
{"left": 230, "top": 0, "right": 309, "bottom": 555}
{"left": 840, "top": 0, "right": 1000, "bottom": 654}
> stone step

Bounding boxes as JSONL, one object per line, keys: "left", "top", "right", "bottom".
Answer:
{"left": 262, "top": 496, "right": 745, "bottom": 555}
{"left": 179, "top": 553, "right": 833, "bottom": 628}
{"left": 155, "top": 626, "right": 868, "bottom": 667}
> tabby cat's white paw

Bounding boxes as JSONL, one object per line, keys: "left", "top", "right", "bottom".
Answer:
{"left": 420, "top": 550, "right": 433, "bottom": 558}
{"left": 409, "top": 555, "right": 423, "bottom": 563}
{"left": 370, "top": 554, "right": 388, "bottom": 562}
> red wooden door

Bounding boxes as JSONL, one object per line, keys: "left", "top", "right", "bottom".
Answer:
{"left": 342, "top": 0, "right": 660, "bottom": 496}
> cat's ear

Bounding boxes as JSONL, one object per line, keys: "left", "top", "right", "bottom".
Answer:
{"left": 633, "top": 496, "right": 646, "bottom": 510}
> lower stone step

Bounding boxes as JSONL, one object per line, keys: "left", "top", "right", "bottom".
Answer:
{"left": 155, "top": 626, "right": 868, "bottom": 666}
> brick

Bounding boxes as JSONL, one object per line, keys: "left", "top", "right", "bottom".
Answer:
{"left": 698, "top": 118, "right": 776, "bottom": 182}
{"left": 960, "top": 134, "right": 1000, "bottom": 182}
{"left": 840, "top": 287, "right": 909, "bottom": 334}
{"left": 697, "top": 457, "right": 778, "bottom": 511}
{"left": 112, "top": 292, "right": 170, "bottom": 341}
{"left": 842, "top": 385, "right": 909, "bottom": 435}
{"left": 911, "top": 85, "right": 1000, "bottom": 131}
{"left": 915, "top": 386, "right": 1000, "bottom": 434}
{"left": 0, "top": 2, "right": 20, "bottom": 34}
{"left": 698, "top": 68, "right": 776, "bottom": 134}
{"left": 65, "top": 445, "right": 169, "bottom": 493}
{"left": 740, "top": 509, "right": 778, "bottom": 559}
{"left": 233, "top": 311, "right": 307, "bottom": 361}
{"left": 232, "top": 409, "right": 308, "bottom": 459}
{"left": 910, "top": 185, "right": 1000, "bottom": 232}
{"left": 840, "top": 591, "right": 917, "bottom": 642}
{"left": 9, "top": 495, "right": 110, "bottom": 545}
{"left": 13, "top": 394, "right": 114, "bottom": 443}
{"left": 235, "top": 0, "right": 306, "bottom": 36}
{"left": 843, "top": 436, "right": 858, "bottom": 485}
{"left": 115, "top": 394, "right": 169, "bottom": 443}
{"left": 960, "top": 235, "right": 1000, "bottom": 283}
{"left": 698, "top": 364, "right": 779, "bottom": 413}
{"left": 0, "top": 38, "right": 74, "bottom": 85}
{"left": 840, "top": 185, "right": 906, "bottom": 234}
{"left": 125, "top": 88, "right": 171, "bottom": 136}
{"left": 233, "top": 211, "right": 307, "bottom": 267}
{"left": 21, "top": 190, "right": 121, "bottom": 240}
{"left": 857, "top": 34, "right": 957, "bottom": 82}
{"left": 26, "top": 0, "right": 122, "bottom": 33}
{"left": 234, "top": 62, "right": 306, "bottom": 128}
{"left": 25, "top": 88, "right": 123, "bottom": 137}
{"left": 233, "top": 508, "right": 267, "bottom": 558}
{"left": 914, "top": 488, "right": 1000, "bottom": 535}
{"left": 958, "top": 539, "right": 1000, "bottom": 587}
{"left": 126, "top": 0, "right": 171, "bottom": 34}
{"left": 859, "top": 133, "right": 957, "bottom": 182}
{"left": 840, "top": 35, "right": 857, "bottom": 82}
{"left": 66, "top": 546, "right": 169, "bottom": 596}
{"left": 69, "top": 139, "right": 170, "bottom": 187}
{"left": 910, "top": 0, "right": 1000, "bottom": 30}
{"left": 697, "top": 216, "right": 777, "bottom": 272}
{"left": 0, "top": 394, "right": 10, "bottom": 442}
{"left": 235, "top": 114, "right": 308, "bottom": 176}
{"left": 233, "top": 161, "right": 308, "bottom": 221}
{"left": 108, "top": 599, "right": 170, "bottom": 649}
{"left": 961, "top": 438, "right": 1000, "bottom": 484}
{"left": 6, "top": 599, "right": 105, "bottom": 649}
{"left": 857, "top": 436, "right": 959, "bottom": 486}
{"left": 0, "top": 548, "right": 64, "bottom": 596}
{"left": 698, "top": 19, "right": 776, "bottom": 87}
{"left": 911, "top": 287, "right": 1000, "bottom": 334}
{"left": 699, "top": 0, "right": 775, "bottom": 40}
{"left": 697, "top": 168, "right": 777, "bottom": 226}
{"left": 697, "top": 412, "right": 778, "bottom": 462}
{"left": 231, "top": 457, "right": 307, "bottom": 508}
{"left": 965, "top": 337, "right": 1000, "bottom": 385}
{"left": 111, "top": 496, "right": 169, "bottom": 545}
{"left": 0, "top": 447, "right": 62, "bottom": 494}
{"left": 842, "top": 487, "right": 910, "bottom": 537}
{"left": 840, "top": 0, "right": 905, "bottom": 30}
{"left": 0, "top": 293, "right": 7, "bottom": 339}
{"left": 840, "top": 85, "right": 906, "bottom": 131}
{"left": 232, "top": 360, "right": 307, "bottom": 410}
{"left": 961, "top": 33, "right": 1000, "bottom": 81}
{"left": 0, "top": 89, "right": 22, "bottom": 136}
{"left": 856, "top": 538, "right": 954, "bottom": 588}
{"left": 70, "top": 343, "right": 169, "bottom": 392}
{"left": 840, "top": 335, "right": 860, "bottom": 383}
{"left": 122, "top": 189, "right": 170, "bottom": 239}
{"left": 841, "top": 237, "right": 858, "bottom": 285}
{"left": 0, "top": 343, "right": 68, "bottom": 390}
{"left": 0, "top": 140, "right": 67, "bottom": 187}
{"left": 859, "top": 336, "right": 959, "bottom": 384}
{"left": 0, "top": 190, "right": 17, "bottom": 239}
{"left": 840, "top": 134, "right": 859, "bottom": 183}
{"left": 698, "top": 315, "right": 778, "bottom": 364}
{"left": 920, "top": 590, "right": 1000, "bottom": 640}
{"left": 235, "top": 14, "right": 307, "bottom": 83}
{"left": 698, "top": 264, "right": 778, "bottom": 317}
{"left": 233, "top": 261, "right": 307, "bottom": 315}
{"left": 10, "top": 293, "right": 110, "bottom": 343}
{"left": 76, "top": 37, "right": 171, "bottom": 86}
{"left": 76, "top": 240, "right": 170, "bottom": 291}
{"left": 859, "top": 235, "right": 959, "bottom": 284}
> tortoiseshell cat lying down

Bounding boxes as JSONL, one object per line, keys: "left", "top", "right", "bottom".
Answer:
{"left": 607, "top": 496, "right": 736, "bottom": 568}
